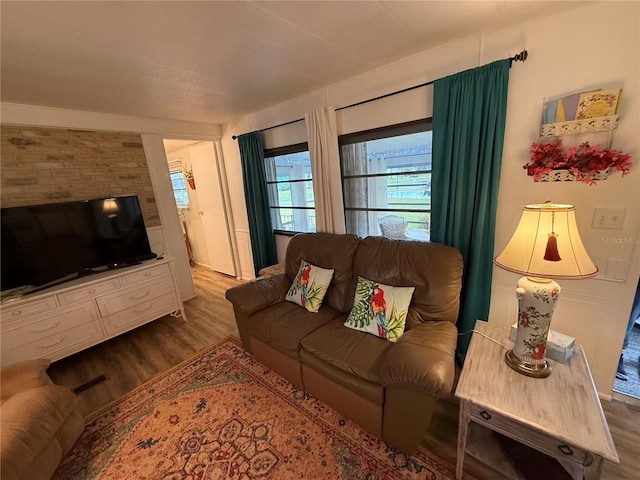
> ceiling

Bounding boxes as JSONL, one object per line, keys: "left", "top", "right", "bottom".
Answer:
{"left": 2, "top": 1, "right": 574, "bottom": 126}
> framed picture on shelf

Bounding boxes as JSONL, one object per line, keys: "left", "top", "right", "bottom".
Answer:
{"left": 575, "top": 89, "right": 621, "bottom": 119}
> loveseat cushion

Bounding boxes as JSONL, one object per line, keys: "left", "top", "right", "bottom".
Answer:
{"left": 300, "top": 319, "right": 393, "bottom": 386}
{"left": 248, "top": 302, "right": 343, "bottom": 358}
{"left": 286, "top": 232, "right": 359, "bottom": 313}
{"left": 300, "top": 349, "right": 384, "bottom": 405}
{"left": 350, "top": 237, "right": 463, "bottom": 328}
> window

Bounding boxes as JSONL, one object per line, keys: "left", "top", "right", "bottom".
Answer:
{"left": 339, "top": 119, "right": 432, "bottom": 241}
{"left": 264, "top": 143, "right": 315, "bottom": 234}
{"left": 169, "top": 164, "right": 189, "bottom": 208}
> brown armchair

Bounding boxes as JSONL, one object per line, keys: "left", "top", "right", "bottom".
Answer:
{"left": 0, "top": 359, "right": 84, "bottom": 480}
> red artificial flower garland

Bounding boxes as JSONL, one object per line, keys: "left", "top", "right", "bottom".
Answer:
{"left": 523, "top": 139, "right": 632, "bottom": 185}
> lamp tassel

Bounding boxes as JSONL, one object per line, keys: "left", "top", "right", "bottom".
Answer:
{"left": 544, "top": 233, "right": 561, "bottom": 261}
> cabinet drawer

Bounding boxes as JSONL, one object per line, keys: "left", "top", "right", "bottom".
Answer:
{"left": 1, "top": 300, "right": 99, "bottom": 343}
{"left": 470, "top": 405, "right": 589, "bottom": 465}
{"left": 1, "top": 295, "right": 58, "bottom": 322}
{"left": 58, "top": 277, "right": 122, "bottom": 305}
{"left": 102, "top": 292, "right": 179, "bottom": 336}
{"left": 1, "top": 318, "right": 104, "bottom": 365}
{"left": 121, "top": 263, "right": 171, "bottom": 287}
{"left": 97, "top": 275, "right": 175, "bottom": 316}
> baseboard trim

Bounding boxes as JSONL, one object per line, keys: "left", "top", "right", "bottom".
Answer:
{"left": 611, "top": 390, "right": 640, "bottom": 406}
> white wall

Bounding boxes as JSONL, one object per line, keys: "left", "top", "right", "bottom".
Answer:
{"left": 220, "top": 1, "right": 640, "bottom": 396}
{"left": 1, "top": 103, "right": 222, "bottom": 137}
{"left": 141, "top": 134, "right": 196, "bottom": 301}
{"left": 488, "top": 2, "right": 639, "bottom": 399}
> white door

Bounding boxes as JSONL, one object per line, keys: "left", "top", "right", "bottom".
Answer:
{"left": 189, "top": 142, "right": 236, "bottom": 276}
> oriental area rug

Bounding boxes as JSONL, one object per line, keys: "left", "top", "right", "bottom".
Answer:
{"left": 53, "top": 337, "right": 468, "bottom": 480}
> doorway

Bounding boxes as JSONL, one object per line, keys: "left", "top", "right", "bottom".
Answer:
{"left": 613, "top": 278, "right": 640, "bottom": 400}
{"left": 163, "top": 139, "right": 236, "bottom": 277}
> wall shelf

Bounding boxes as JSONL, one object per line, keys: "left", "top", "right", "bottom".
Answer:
{"left": 540, "top": 115, "right": 619, "bottom": 137}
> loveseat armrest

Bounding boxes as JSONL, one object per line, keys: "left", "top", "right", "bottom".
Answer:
{"left": 378, "top": 321, "right": 457, "bottom": 398}
{"left": 1, "top": 358, "right": 53, "bottom": 403}
{"left": 226, "top": 274, "right": 293, "bottom": 352}
{"left": 225, "top": 274, "right": 291, "bottom": 316}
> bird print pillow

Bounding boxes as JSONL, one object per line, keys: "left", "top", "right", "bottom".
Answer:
{"left": 285, "top": 260, "right": 334, "bottom": 313}
{"left": 344, "top": 276, "right": 415, "bottom": 342}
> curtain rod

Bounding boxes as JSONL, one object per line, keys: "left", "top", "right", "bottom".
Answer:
{"left": 232, "top": 49, "right": 527, "bottom": 140}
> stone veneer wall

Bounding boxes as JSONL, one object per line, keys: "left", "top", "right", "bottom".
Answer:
{"left": 0, "top": 125, "right": 160, "bottom": 226}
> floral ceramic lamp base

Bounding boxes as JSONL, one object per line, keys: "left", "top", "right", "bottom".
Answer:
{"left": 505, "top": 276, "right": 560, "bottom": 378}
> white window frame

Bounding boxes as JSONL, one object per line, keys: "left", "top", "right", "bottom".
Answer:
{"left": 168, "top": 160, "right": 190, "bottom": 209}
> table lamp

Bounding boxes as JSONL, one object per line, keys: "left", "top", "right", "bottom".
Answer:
{"left": 102, "top": 198, "right": 119, "bottom": 217}
{"left": 494, "top": 202, "right": 598, "bottom": 377}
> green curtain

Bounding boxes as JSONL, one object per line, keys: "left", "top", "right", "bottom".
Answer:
{"left": 431, "top": 59, "right": 510, "bottom": 364}
{"left": 237, "top": 131, "right": 277, "bottom": 275}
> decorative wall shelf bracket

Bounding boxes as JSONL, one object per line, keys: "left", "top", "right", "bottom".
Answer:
{"left": 534, "top": 168, "right": 610, "bottom": 183}
{"left": 540, "top": 115, "right": 619, "bottom": 137}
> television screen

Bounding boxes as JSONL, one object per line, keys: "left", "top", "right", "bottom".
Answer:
{"left": 1, "top": 195, "right": 156, "bottom": 292}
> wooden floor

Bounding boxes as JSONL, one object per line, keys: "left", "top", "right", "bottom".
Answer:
{"left": 48, "top": 265, "right": 640, "bottom": 480}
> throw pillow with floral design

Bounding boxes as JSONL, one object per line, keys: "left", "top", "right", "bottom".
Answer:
{"left": 344, "top": 276, "right": 414, "bottom": 342}
{"left": 285, "top": 260, "right": 334, "bottom": 313}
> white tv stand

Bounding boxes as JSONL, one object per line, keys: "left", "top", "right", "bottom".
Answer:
{"left": 0, "top": 257, "right": 185, "bottom": 366}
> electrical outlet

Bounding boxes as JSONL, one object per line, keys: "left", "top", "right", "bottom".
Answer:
{"left": 605, "top": 258, "right": 627, "bottom": 280}
{"left": 592, "top": 208, "right": 626, "bottom": 229}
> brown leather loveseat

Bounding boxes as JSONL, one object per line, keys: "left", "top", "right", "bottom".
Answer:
{"left": 225, "top": 232, "right": 463, "bottom": 454}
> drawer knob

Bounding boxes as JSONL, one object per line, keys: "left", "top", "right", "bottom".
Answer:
{"left": 558, "top": 445, "right": 574, "bottom": 456}
{"left": 12, "top": 310, "right": 22, "bottom": 316}
{"left": 145, "top": 272, "right": 151, "bottom": 276}
{"left": 89, "top": 289, "right": 96, "bottom": 293}
{"left": 480, "top": 410, "right": 492, "bottom": 420}
{"left": 131, "top": 290, "right": 150, "bottom": 300}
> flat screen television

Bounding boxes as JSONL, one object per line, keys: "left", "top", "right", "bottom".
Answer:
{"left": 1, "top": 195, "right": 157, "bottom": 293}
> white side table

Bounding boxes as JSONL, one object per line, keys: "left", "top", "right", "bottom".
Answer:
{"left": 455, "top": 321, "right": 618, "bottom": 480}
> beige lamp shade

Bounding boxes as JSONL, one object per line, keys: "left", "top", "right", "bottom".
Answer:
{"left": 102, "top": 198, "right": 120, "bottom": 218}
{"left": 102, "top": 198, "right": 119, "bottom": 214}
{"left": 495, "top": 202, "right": 598, "bottom": 279}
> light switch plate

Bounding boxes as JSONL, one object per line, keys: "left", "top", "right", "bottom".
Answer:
{"left": 592, "top": 208, "right": 626, "bottom": 229}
